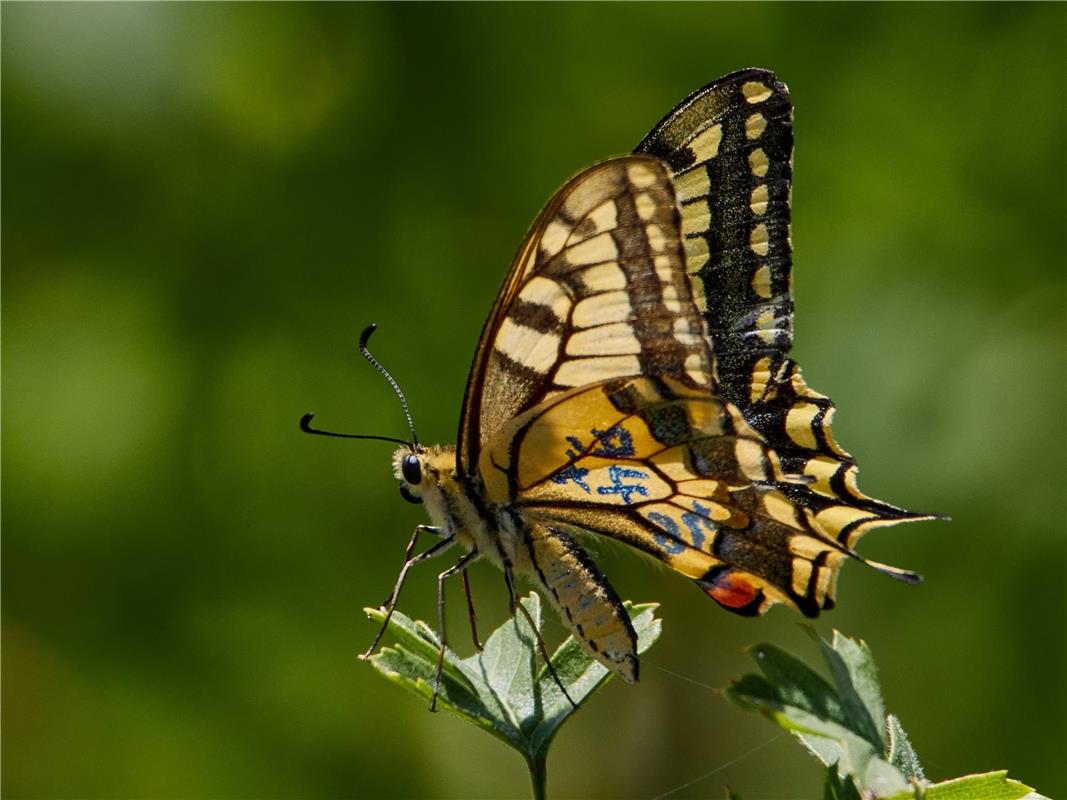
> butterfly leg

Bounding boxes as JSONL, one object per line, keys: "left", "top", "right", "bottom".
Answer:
{"left": 376, "top": 524, "right": 446, "bottom": 607}
{"left": 431, "top": 548, "right": 480, "bottom": 711}
{"left": 501, "top": 563, "right": 578, "bottom": 710}
{"left": 462, "top": 570, "right": 483, "bottom": 651}
{"left": 361, "top": 528, "right": 454, "bottom": 660}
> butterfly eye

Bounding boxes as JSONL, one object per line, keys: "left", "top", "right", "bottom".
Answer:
{"left": 401, "top": 453, "right": 422, "bottom": 486}
{"left": 399, "top": 484, "right": 422, "bottom": 505}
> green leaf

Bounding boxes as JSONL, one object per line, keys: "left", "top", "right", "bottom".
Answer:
{"left": 882, "top": 770, "right": 1042, "bottom": 800}
{"left": 886, "top": 713, "right": 924, "bottom": 781}
{"left": 366, "top": 592, "right": 661, "bottom": 791}
{"left": 813, "top": 629, "right": 887, "bottom": 749}
{"left": 726, "top": 632, "right": 909, "bottom": 797}
{"left": 822, "top": 764, "right": 862, "bottom": 800}
{"left": 727, "top": 631, "right": 1051, "bottom": 800}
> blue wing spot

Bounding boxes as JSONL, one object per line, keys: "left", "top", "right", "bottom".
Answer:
{"left": 681, "top": 500, "right": 717, "bottom": 551}
{"left": 552, "top": 435, "right": 591, "bottom": 492}
{"left": 647, "top": 511, "right": 686, "bottom": 554}
{"left": 597, "top": 464, "right": 649, "bottom": 504}
{"left": 590, "top": 425, "right": 636, "bottom": 458}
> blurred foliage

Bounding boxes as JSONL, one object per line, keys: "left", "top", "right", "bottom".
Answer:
{"left": 2, "top": 4, "right": 1064, "bottom": 799}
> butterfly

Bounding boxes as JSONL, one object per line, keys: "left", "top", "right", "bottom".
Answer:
{"left": 304, "top": 68, "right": 933, "bottom": 707}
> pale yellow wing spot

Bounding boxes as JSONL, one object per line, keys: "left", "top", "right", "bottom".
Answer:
{"left": 517, "top": 275, "right": 572, "bottom": 321}
{"left": 675, "top": 166, "right": 710, "bottom": 202}
{"left": 566, "top": 323, "right": 642, "bottom": 357}
{"left": 685, "top": 352, "right": 708, "bottom": 385}
{"left": 785, "top": 402, "right": 822, "bottom": 449}
{"left": 749, "top": 355, "right": 773, "bottom": 403}
{"left": 571, "top": 201, "right": 618, "bottom": 244}
{"left": 742, "top": 80, "right": 772, "bottom": 103}
{"left": 749, "top": 184, "right": 769, "bottom": 215}
{"left": 577, "top": 262, "right": 628, "bottom": 291}
{"left": 564, "top": 231, "right": 619, "bottom": 265}
{"left": 682, "top": 199, "right": 712, "bottom": 236}
{"left": 634, "top": 192, "right": 658, "bottom": 221}
{"left": 755, "top": 308, "right": 778, "bottom": 343}
{"left": 684, "top": 237, "right": 710, "bottom": 273}
{"left": 689, "top": 123, "right": 723, "bottom": 160}
{"left": 626, "top": 161, "right": 659, "bottom": 189}
{"left": 496, "top": 318, "right": 561, "bottom": 372}
{"left": 662, "top": 284, "right": 683, "bottom": 314}
{"left": 752, "top": 264, "right": 773, "bottom": 299}
{"left": 654, "top": 254, "right": 678, "bottom": 285}
{"left": 763, "top": 490, "right": 803, "bottom": 527}
{"left": 539, "top": 220, "right": 571, "bottom": 259}
{"left": 745, "top": 113, "right": 767, "bottom": 139}
{"left": 791, "top": 558, "right": 814, "bottom": 597}
{"left": 735, "top": 437, "right": 772, "bottom": 481}
{"left": 689, "top": 274, "right": 709, "bottom": 312}
{"left": 554, "top": 354, "right": 642, "bottom": 388}
{"left": 572, "top": 291, "right": 632, "bottom": 329}
{"left": 749, "top": 223, "right": 770, "bottom": 255}
{"left": 645, "top": 224, "right": 668, "bottom": 251}
{"left": 748, "top": 147, "right": 769, "bottom": 177}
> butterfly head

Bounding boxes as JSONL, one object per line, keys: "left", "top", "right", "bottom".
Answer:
{"left": 302, "top": 322, "right": 444, "bottom": 506}
{"left": 392, "top": 444, "right": 457, "bottom": 507}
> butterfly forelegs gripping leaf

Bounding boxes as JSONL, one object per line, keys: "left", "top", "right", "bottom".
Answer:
{"left": 366, "top": 593, "right": 661, "bottom": 799}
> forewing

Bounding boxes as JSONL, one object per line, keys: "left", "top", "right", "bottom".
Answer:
{"left": 635, "top": 68, "right": 933, "bottom": 541}
{"left": 478, "top": 377, "right": 911, "bottom": 618}
{"left": 457, "top": 156, "right": 712, "bottom": 475}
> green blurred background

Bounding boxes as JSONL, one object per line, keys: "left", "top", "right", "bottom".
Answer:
{"left": 3, "top": 4, "right": 1064, "bottom": 798}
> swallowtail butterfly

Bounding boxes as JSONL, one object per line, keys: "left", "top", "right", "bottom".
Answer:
{"left": 306, "top": 69, "right": 932, "bottom": 704}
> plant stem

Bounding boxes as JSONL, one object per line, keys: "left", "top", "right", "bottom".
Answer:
{"left": 527, "top": 755, "right": 547, "bottom": 800}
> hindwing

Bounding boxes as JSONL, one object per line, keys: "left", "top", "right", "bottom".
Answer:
{"left": 635, "top": 68, "right": 934, "bottom": 546}
{"left": 480, "top": 377, "right": 916, "bottom": 618}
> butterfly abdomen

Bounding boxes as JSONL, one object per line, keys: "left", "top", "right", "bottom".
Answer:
{"left": 514, "top": 522, "right": 639, "bottom": 683}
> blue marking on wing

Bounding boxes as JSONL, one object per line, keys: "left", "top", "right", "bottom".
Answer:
{"left": 590, "top": 425, "right": 636, "bottom": 458}
{"left": 597, "top": 464, "right": 649, "bottom": 504}
{"left": 552, "top": 435, "right": 591, "bottom": 492}
{"left": 681, "top": 500, "right": 717, "bottom": 551}
{"left": 646, "top": 511, "right": 686, "bottom": 554}
{"left": 552, "top": 464, "right": 591, "bottom": 492}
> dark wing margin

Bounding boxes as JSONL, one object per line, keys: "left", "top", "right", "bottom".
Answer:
{"left": 636, "top": 68, "right": 934, "bottom": 537}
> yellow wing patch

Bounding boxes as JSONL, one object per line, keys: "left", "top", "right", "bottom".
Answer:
{"left": 481, "top": 376, "right": 890, "bottom": 617}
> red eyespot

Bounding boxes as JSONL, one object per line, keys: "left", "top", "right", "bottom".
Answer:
{"left": 702, "top": 570, "right": 761, "bottom": 612}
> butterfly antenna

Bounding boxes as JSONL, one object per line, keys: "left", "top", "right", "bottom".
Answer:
{"left": 299, "top": 413, "right": 408, "bottom": 445}
{"left": 359, "top": 323, "right": 420, "bottom": 447}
